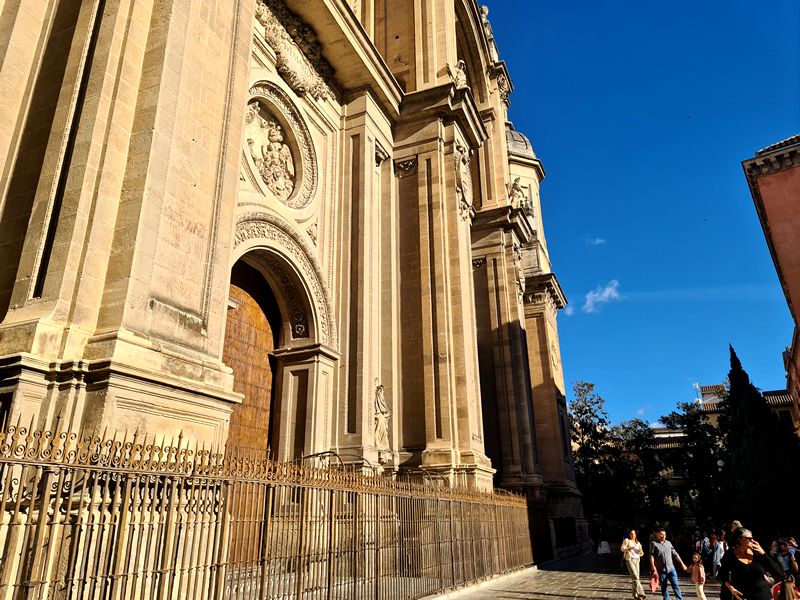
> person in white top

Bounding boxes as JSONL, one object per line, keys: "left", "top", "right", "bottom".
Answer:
{"left": 622, "top": 529, "right": 647, "bottom": 600}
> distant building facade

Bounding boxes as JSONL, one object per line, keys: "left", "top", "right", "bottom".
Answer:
{"left": 0, "top": 0, "right": 585, "bottom": 560}
{"left": 743, "top": 135, "right": 800, "bottom": 434}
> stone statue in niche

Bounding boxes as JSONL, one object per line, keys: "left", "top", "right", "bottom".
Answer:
{"left": 245, "top": 100, "right": 295, "bottom": 201}
{"left": 374, "top": 382, "right": 390, "bottom": 456}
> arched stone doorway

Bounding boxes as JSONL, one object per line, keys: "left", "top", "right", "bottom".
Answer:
{"left": 222, "top": 261, "right": 280, "bottom": 457}
{"left": 223, "top": 231, "right": 338, "bottom": 464}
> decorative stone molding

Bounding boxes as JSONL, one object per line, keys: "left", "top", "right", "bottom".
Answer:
{"left": 254, "top": 0, "right": 333, "bottom": 100}
{"left": 375, "top": 142, "right": 389, "bottom": 167}
{"left": 246, "top": 82, "right": 318, "bottom": 208}
{"left": 233, "top": 213, "right": 335, "bottom": 347}
{"left": 394, "top": 157, "right": 418, "bottom": 177}
{"left": 306, "top": 220, "right": 318, "bottom": 245}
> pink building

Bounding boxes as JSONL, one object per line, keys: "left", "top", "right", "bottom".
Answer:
{"left": 743, "top": 134, "right": 800, "bottom": 433}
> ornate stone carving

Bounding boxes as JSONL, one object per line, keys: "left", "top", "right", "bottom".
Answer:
{"left": 306, "top": 220, "right": 318, "bottom": 245}
{"left": 246, "top": 82, "right": 317, "bottom": 208}
{"left": 454, "top": 140, "right": 473, "bottom": 221}
{"left": 448, "top": 60, "right": 469, "bottom": 90}
{"left": 261, "top": 254, "right": 309, "bottom": 338}
{"left": 472, "top": 257, "right": 486, "bottom": 270}
{"left": 394, "top": 157, "right": 418, "bottom": 177}
{"left": 496, "top": 72, "right": 510, "bottom": 105}
{"left": 254, "top": 0, "right": 334, "bottom": 100}
{"left": 234, "top": 213, "right": 335, "bottom": 347}
{"left": 375, "top": 141, "right": 389, "bottom": 167}
{"left": 245, "top": 101, "right": 295, "bottom": 201}
{"left": 374, "top": 381, "right": 390, "bottom": 457}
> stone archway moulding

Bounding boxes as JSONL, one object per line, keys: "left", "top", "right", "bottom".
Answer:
{"left": 232, "top": 212, "right": 335, "bottom": 349}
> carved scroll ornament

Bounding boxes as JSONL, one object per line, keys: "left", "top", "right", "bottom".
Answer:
{"left": 254, "top": 0, "right": 333, "bottom": 100}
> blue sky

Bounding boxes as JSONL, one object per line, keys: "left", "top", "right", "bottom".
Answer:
{"left": 488, "top": 1, "right": 800, "bottom": 424}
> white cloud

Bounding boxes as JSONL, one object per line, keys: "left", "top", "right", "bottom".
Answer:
{"left": 585, "top": 238, "right": 607, "bottom": 246}
{"left": 582, "top": 279, "right": 621, "bottom": 313}
{"left": 563, "top": 305, "right": 575, "bottom": 316}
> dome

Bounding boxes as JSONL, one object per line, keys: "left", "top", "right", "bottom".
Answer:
{"left": 505, "top": 122, "right": 537, "bottom": 161}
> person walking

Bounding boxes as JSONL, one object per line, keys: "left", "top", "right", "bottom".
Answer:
{"left": 622, "top": 529, "right": 646, "bottom": 600}
{"left": 689, "top": 551, "right": 708, "bottom": 600}
{"left": 650, "top": 526, "right": 690, "bottom": 600}
{"left": 719, "top": 528, "right": 782, "bottom": 600}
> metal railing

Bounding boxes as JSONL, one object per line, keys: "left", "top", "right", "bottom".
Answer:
{"left": 0, "top": 420, "right": 532, "bottom": 600}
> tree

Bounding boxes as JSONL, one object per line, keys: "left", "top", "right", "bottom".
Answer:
{"left": 659, "top": 400, "right": 723, "bottom": 523}
{"left": 568, "top": 382, "right": 668, "bottom": 528}
{"left": 613, "top": 418, "right": 669, "bottom": 523}
{"left": 719, "top": 346, "right": 800, "bottom": 536}
{"left": 568, "top": 381, "right": 617, "bottom": 520}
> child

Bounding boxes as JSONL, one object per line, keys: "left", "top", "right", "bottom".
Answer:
{"left": 690, "top": 551, "right": 707, "bottom": 600}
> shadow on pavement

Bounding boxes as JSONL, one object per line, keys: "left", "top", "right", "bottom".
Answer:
{"left": 538, "top": 551, "right": 624, "bottom": 573}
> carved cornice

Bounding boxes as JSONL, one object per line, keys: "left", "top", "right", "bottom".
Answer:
{"left": 254, "top": 0, "right": 335, "bottom": 100}
{"left": 743, "top": 144, "right": 800, "bottom": 180}
{"left": 398, "top": 84, "right": 488, "bottom": 149}
{"left": 523, "top": 272, "right": 567, "bottom": 310}
{"left": 471, "top": 205, "right": 535, "bottom": 245}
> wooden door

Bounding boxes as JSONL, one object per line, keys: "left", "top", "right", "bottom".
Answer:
{"left": 222, "top": 264, "right": 279, "bottom": 457}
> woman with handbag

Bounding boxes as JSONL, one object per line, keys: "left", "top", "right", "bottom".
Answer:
{"left": 622, "top": 529, "right": 647, "bottom": 600}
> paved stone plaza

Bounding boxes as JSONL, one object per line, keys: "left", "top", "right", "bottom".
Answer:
{"left": 435, "top": 553, "right": 720, "bottom": 600}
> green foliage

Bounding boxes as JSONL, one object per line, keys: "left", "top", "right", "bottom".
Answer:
{"left": 718, "top": 346, "right": 800, "bottom": 536}
{"left": 568, "top": 382, "right": 668, "bottom": 526}
{"left": 659, "top": 400, "right": 723, "bottom": 522}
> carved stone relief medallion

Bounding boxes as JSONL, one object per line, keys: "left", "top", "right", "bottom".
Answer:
{"left": 244, "top": 82, "right": 318, "bottom": 209}
{"left": 245, "top": 101, "right": 296, "bottom": 202}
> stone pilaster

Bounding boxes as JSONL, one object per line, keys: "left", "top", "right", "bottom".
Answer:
{"left": 393, "top": 84, "right": 493, "bottom": 489}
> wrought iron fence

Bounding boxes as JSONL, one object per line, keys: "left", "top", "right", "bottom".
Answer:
{"left": 0, "top": 420, "right": 532, "bottom": 600}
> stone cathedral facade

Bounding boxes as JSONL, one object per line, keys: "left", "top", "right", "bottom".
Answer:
{"left": 0, "top": 0, "right": 586, "bottom": 559}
